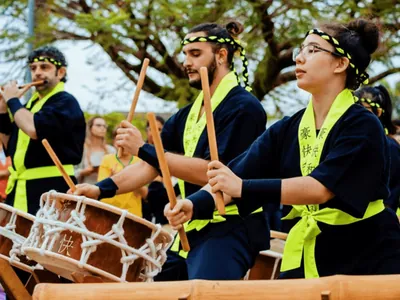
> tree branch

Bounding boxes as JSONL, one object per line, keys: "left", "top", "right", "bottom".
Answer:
{"left": 78, "top": 0, "right": 91, "bottom": 13}
{"left": 273, "top": 70, "right": 296, "bottom": 87}
{"left": 51, "top": 29, "right": 90, "bottom": 41}
{"left": 369, "top": 68, "right": 400, "bottom": 84}
{"left": 106, "top": 44, "right": 163, "bottom": 95}
{"left": 50, "top": 6, "right": 76, "bottom": 19}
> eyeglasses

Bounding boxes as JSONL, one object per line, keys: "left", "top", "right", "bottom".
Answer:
{"left": 93, "top": 124, "right": 108, "bottom": 129}
{"left": 292, "top": 44, "right": 342, "bottom": 62}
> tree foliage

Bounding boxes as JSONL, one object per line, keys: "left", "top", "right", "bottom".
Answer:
{"left": 1, "top": 0, "right": 399, "bottom": 109}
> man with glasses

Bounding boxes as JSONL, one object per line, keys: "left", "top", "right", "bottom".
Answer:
{"left": 0, "top": 46, "right": 86, "bottom": 215}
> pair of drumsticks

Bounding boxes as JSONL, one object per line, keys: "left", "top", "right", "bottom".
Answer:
{"left": 42, "top": 59, "right": 225, "bottom": 252}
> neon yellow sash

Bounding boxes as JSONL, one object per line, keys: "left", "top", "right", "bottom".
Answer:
{"left": 173, "top": 72, "right": 261, "bottom": 257}
{"left": 6, "top": 82, "right": 70, "bottom": 212}
{"left": 7, "top": 165, "right": 75, "bottom": 209}
{"left": 281, "top": 89, "right": 385, "bottom": 278}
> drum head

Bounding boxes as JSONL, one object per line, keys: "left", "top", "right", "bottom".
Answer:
{"left": 23, "top": 248, "right": 115, "bottom": 282}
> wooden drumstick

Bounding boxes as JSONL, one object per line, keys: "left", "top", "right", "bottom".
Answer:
{"left": 200, "top": 67, "right": 226, "bottom": 215}
{"left": 147, "top": 112, "right": 190, "bottom": 252}
{"left": 42, "top": 139, "right": 76, "bottom": 193}
{"left": 117, "top": 58, "right": 150, "bottom": 158}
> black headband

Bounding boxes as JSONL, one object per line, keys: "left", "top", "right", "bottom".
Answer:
{"left": 28, "top": 56, "right": 66, "bottom": 68}
{"left": 306, "top": 29, "right": 369, "bottom": 86}
{"left": 181, "top": 35, "right": 251, "bottom": 91}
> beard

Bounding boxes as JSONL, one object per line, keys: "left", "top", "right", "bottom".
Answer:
{"left": 188, "top": 58, "right": 217, "bottom": 90}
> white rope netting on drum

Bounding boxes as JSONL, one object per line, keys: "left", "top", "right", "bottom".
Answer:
{"left": 0, "top": 206, "right": 42, "bottom": 271}
{"left": 23, "top": 191, "right": 172, "bottom": 282}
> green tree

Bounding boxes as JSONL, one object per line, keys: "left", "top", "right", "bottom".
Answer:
{"left": 1, "top": 0, "right": 399, "bottom": 109}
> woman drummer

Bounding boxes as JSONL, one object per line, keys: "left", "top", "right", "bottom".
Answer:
{"left": 165, "top": 18, "right": 400, "bottom": 278}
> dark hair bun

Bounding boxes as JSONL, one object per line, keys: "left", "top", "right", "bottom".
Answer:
{"left": 225, "top": 21, "right": 244, "bottom": 38}
{"left": 375, "top": 85, "right": 391, "bottom": 102}
{"left": 347, "top": 19, "right": 379, "bottom": 54}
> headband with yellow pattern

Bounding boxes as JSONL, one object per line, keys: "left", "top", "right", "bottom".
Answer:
{"left": 181, "top": 36, "right": 251, "bottom": 91}
{"left": 29, "top": 56, "right": 65, "bottom": 68}
{"left": 306, "top": 29, "right": 369, "bottom": 86}
{"left": 355, "top": 95, "right": 388, "bottom": 135}
{"left": 355, "top": 95, "right": 385, "bottom": 115}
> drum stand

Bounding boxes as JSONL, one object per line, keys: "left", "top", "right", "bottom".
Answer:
{"left": 0, "top": 258, "right": 31, "bottom": 300}
{"left": 25, "top": 269, "right": 62, "bottom": 294}
{"left": 0, "top": 258, "right": 64, "bottom": 300}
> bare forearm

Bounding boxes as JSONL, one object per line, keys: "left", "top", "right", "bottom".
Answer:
{"left": 281, "top": 176, "right": 333, "bottom": 205}
{"left": 165, "top": 152, "right": 209, "bottom": 186}
{"left": 13, "top": 109, "right": 37, "bottom": 140}
{"left": 111, "top": 160, "right": 157, "bottom": 194}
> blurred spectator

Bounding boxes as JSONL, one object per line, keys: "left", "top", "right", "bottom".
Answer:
{"left": 146, "top": 115, "right": 164, "bottom": 145}
{"left": 0, "top": 143, "right": 11, "bottom": 202}
{"left": 98, "top": 128, "right": 146, "bottom": 216}
{"left": 75, "top": 116, "right": 115, "bottom": 184}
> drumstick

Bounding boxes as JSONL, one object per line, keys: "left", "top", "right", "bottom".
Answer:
{"left": 117, "top": 58, "right": 150, "bottom": 158}
{"left": 42, "top": 139, "right": 76, "bottom": 192}
{"left": 200, "top": 67, "right": 226, "bottom": 215}
{"left": 147, "top": 112, "right": 190, "bottom": 252}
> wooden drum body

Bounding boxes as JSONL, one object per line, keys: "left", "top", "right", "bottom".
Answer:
{"left": 0, "top": 203, "right": 39, "bottom": 273}
{"left": 22, "top": 191, "right": 173, "bottom": 282}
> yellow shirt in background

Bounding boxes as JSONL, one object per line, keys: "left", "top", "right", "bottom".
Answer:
{"left": 98, "top": 154, "right": 142, "bottom": 217}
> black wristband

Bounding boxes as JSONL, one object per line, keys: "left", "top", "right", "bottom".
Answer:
{"left": 7, "top": 98, "right": 23, "bottom": 116}
{"left": 138, "top": 143, "right": 162, "bottom": 174}
{"left": 187, "top": 190, "right": 215, "bottom": 220}
{"left": 235, "top": 179, "right": 282, "bottom": 217}
{"left": 95, "top": 178, "right": 118, "bottom": 200}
